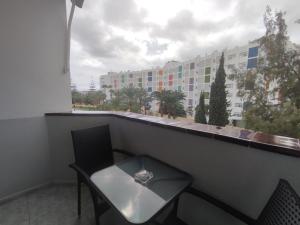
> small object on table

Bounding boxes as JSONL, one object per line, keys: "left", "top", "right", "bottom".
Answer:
{"left": 134, "top": 169, "right": 154, "bottom": 185}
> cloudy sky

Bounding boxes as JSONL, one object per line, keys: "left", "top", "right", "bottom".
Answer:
{"left": 68, "top": 0, "right": 300, "bottom": 90}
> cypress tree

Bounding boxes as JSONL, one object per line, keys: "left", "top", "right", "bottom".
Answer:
{"left": 208, "top": 52, "right": 229, "bottom": 126}
{"left": 194, "top": 92, "right": 207, "bottom": 124}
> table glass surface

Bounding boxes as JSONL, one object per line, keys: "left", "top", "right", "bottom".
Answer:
{"left": 90, "top": 155, "right": 192, "bottom": 224}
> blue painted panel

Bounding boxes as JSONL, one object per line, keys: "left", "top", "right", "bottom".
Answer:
{"left": 248, "top": 47, "right": 258, "bottom": 58}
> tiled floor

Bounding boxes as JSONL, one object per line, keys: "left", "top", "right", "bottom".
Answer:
{"left": 0, "top": 184, "right": 120, "bottom": 225}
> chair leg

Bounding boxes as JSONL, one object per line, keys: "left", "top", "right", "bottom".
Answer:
{"left": 95, "top": 213, "right": 100, "bottom": 225}
{"left": 77, "top": 176, "right": 81, "bottom": 216}
{"left": 171, "top": 198, "right": 179, "bottom": 216}
{"left": 91, "top": 194, "right": 100, "bottom": 225}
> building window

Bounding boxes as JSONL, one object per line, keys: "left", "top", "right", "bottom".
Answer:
{"left": 247, "top": 58, "right": 258, "bottom": 69}
{"left": 121, "top": 75, "right": 125, "bottom": 83}
{"left": 159, "top": 70, "right": 163, "bottom": 76}
{"left": 129, "top": 83, "right": 133, "bottom": 87}
{"left": 189, "top": 78, "right": 194, "bottom": 84}
{"left": 204, "top": 92, "right": 210, "bottom": 99}
{"left": 190, "top": 62, "right": 195, "bottom": 70}
{"left": 228, "top": 54, "right": 236, "bottom": 60}
{"left": 148, "top": 87, "right": 152, "bottom": 92}
{"left": 232, "top": 112, "right": 242, "bottom": 117}
{"left": 227, "top": 64, "right": 235, "bottom": 70}
{"left": 205, "top": 75, "right": 210, "bottom": 83}
{"left": 188, "top": 99, "right": 193, "bottom": 106}
{"left": 239, "top": 51, "right": 247, "bottom": 57}
{"left": 138, "top": 83, "right": 142, "bottom": 88}
{"left": 178, "top": 65, "right": 183, "bottom": 72}
{"left": 169, "top": 81, "right": 173, "bottom": 86}
{"left": 189, "top": 85, "right": 194, "bottom": 91}
{"left": 239, "top": 62, "right": 246, "bottom": 69}
{"left": 169, "top": 74, "right": 173, "bottom": 80}
{"left": 248, "top": 47, "right": 259, "bottom": 58}
{"left": 178, "top": 72, "right": 182, "bottom": 79}
{"left": 129, "top": 74, "right": 133, "bottom": 78}
{"left": 228, "top": 74, "right": 236, "bottom": 80}
{"left": 178, "top": 86, "right": 181, "bottom": 91}
{"left": 148, "top": 71, "right": 153, "bottom": 81}
{"left": 205, "top": 67, "right": 211, "bottom": 75}
{"left": 138, "top": 78, "right": 142, "bottom": 82}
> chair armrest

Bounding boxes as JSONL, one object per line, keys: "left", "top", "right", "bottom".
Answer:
{"left": 69, "top": 163, "right": 90, "bottom": 181}
{"left": 185, "top": 187, "right": 255, "bottom": 225}
{"left": 112, "top": 148, "right": 135, "bottom": 157}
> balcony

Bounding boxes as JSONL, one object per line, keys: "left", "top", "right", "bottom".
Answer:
{"left": 1, "top": 0, "right": 300, "bottom": 225}
{"left": 1, "top": 110, "right": 300, "bottom": 225}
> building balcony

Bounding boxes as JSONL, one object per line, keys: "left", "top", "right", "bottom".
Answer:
{"left": 1, "top": 0, "right": 300, "bottom": 224}
{"left": 1, "top": 111, "right": 299, "bottom": 225}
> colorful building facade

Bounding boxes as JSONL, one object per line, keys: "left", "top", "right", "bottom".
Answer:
{"left": 100, "top": 40, "right": 296, "bottom": 121}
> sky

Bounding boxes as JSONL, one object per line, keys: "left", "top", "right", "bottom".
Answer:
{"left": 68, "top": 0, "right": 300, "bottom": 90}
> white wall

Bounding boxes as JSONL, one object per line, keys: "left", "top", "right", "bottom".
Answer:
{"left": 0, "top": 0, "right": 71, "bottom": 200}
{"left": 0, "top": 0, "right": 71, "bottom": 120}
{"left": 0, "top": 117, "right": 51, "bottom": 199}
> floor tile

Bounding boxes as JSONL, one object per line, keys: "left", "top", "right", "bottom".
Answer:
{"left": 0, "top": 196, "right": 29, "bottom": 225}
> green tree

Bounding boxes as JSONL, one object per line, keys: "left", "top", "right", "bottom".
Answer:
{"left": 209, "top": 52, "right": 229, "bottom": 126}
{"left": 236, "top": 6, "right": 300, "bottom": 138}
{"left": 194, "top": 92, "right": 207, "bottom": 124}
{"left": 119, "top": 87, "right": 149, "bottom": 113}
{"left": 152, "top": 89, "right": 186, "bottom": 119}
{"left": 71, "top": 90, "right": 83, "bottom": 105}
{"left": 84, "top": 90, "right": 106, "bottom": 106}
{"left": 106, "top": 87, "right": 150, "bottom": 113}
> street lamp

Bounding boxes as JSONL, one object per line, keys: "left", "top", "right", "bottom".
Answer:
{"left": 65, "top": 0, "right": 85, "bottom": 74}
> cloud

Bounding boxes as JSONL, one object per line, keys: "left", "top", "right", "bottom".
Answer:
{"left": 68, "top": 0, "right": 300, "bottom": 90}
{"left": 151, "top": 10, "right": 223, "bottom": 41}
{"left": 72, "top": 16, "right": 140, "bottom": 59}
{"left": 101, "top": 0, "right": 149, "bottom": 30}
{"left": 145, "top": 40, "right": 168, "bottom": 55}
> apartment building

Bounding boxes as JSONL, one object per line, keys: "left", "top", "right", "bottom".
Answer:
{"left": 99, "top": 41, "right": 263, "bottom": 121}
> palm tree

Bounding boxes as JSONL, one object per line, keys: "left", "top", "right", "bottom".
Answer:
{"left": 120, "top": 87, "right": 138, "bottom": 112}
{"left": 152, "top": 89, "right": 186, "bottom": 118}
{"left": 117, "top": 87, "right": 150, "bottom": 113}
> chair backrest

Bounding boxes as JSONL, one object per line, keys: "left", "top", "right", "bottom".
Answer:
{"left": 71, "top": 125, "right": 114, "bottom": 176}
{"left": 257, "top": 179, "right": 300, "bottom": 225}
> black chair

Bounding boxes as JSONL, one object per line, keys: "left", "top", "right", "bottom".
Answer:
{"left": 69, "top": 125, "right": 134, "bottom": 223}
{"left": 163, "top": 179, "right": 300, "bottom": 225}
{"left": 69, "top": 164, "right": 110, "bottom": 225}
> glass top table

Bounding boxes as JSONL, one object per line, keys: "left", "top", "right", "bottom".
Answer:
{"left": 91, "top": 155, "right": 193, "bottom": 224}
